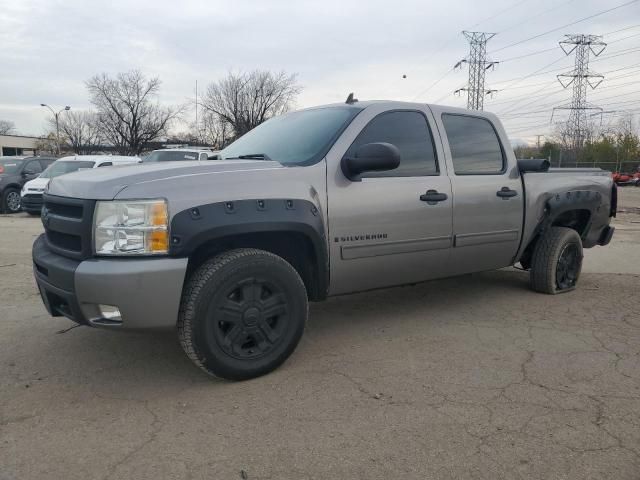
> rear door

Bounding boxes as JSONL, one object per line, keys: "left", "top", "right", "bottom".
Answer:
{"left": 327, "top": 106, "right": 453, "bottom": 295}
{"left": 434, "top": 111, "right": 523, "bottom": 274}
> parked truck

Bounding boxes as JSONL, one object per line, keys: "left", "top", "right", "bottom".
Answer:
{"left": 32, "top": 100, "right": 616, "bottom": 380}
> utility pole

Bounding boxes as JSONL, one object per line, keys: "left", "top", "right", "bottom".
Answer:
{"left": 195, "top": 80, "right": 199, "bottom": 144}
{"left": 552, "top": 34, "right": 606, "bottom": 163}
{"left": 40, "top": 104, "right": 71, "bottom": 156}
{"left": 535, "top": 134, "right": 544, "bottom": 150}
{"left": 454, "top": 31, "right": 498, "bottom": 110}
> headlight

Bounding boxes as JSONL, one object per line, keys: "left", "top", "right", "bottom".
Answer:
{"left": 93, "top": 199, "right": 169, "bottom": 256}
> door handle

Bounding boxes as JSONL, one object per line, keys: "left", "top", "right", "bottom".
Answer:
{"left": 420, "top": 190, "right": 448, "bottom": 204}
{"left": 496, "top": 187, "right": 518, "bottom": 199}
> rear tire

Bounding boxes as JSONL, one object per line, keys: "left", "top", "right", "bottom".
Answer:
{"left": 530, "top": 227, "right": 583, "bottom": 294}
{"left": 177, "top": 248, "right": 308, "bottom": 380}
{"left": 1, "top": 188, "right": 21, "bottom": 214}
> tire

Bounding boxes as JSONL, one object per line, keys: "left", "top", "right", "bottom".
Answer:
{"left": 178, "top": 248, "right": 308, "bottom": 380}
{"left": 1, "top": 188, "right": 22, "bottom": 214}
{"left": 530, "top": 227, "right": 583, "bottom": 294}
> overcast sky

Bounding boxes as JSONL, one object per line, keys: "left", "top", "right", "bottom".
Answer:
{"left": 1, "top": 0, "right": 638, "bottom": 144}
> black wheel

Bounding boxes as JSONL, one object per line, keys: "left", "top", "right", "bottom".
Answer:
{"left": 530, "top": 227, "right": 583, "bottom": 294}
{"left": 1, "top": 188, "right": 22, "bottom": 214}
{"left": 178, "top": 248, "right": 308, "bottom": 380}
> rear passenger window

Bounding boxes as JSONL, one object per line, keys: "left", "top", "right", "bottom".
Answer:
{"left": 346, "top": 111, "right": 438, "bottom": 177}
{"left": 442, "top": 114, "right": 504, "bottom": 174}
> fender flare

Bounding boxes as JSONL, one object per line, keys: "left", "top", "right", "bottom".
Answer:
{"left": 540, "top": 189, "right": 603, "bottom": 235}
{"left": 169, "top": 198, "right": 328, "bottom": 299}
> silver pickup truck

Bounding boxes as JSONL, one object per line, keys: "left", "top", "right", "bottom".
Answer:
{"left": 32, "top": 100, "right": 616, "bottom": 380}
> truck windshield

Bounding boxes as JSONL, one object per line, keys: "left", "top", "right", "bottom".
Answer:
{"left": 144, "top": 151, "right": 201, "bottom": 162}
{"left": 220, "top": 106, "right": 362, "bottom": 165}
{"left": 40, "top": 161, "right": 95, "bottom": 179}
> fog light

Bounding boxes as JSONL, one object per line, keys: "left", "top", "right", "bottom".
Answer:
{"left": 98, "top": 304, "right": 122, "bottom": 321}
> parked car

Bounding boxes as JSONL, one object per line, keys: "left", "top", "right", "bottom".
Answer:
{"left": 21, "top": 155, "right": 140, "bottom": 215}
{"left": 0, "top": 156, "right": 56, "bottom": 213}
{"left": 142, "top": 148, "right": 219, "bottom": 162}
{"left": 612, "top": 171, "right": 640, "bottom": 186}
{"left": 32, "top": 100, "right": 616, "bottom": 380}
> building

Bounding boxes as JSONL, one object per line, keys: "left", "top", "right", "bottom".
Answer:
{"left": 0, "top": 134, "right": 40, "bottom": 156}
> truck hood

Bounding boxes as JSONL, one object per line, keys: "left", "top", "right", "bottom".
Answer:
{"left": 47, "top": 160, "right": 284, "bottom": 200}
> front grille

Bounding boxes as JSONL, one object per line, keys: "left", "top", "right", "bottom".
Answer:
{"left": 47, "top": 201, "right": 83, "bottom": 219}
{"left": 42, "top": 194, "right": 96, "bottom": 260}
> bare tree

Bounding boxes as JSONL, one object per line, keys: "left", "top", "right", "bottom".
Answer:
{"left": 0, "top": 120, "right": 16, "bottom": 135}
{"left": 196, "top": 111, "right": 233, "bottom": 149}
{"left": 201, "top": 70, "right": 301, "bottom": 139}
{"left": 52, "top": 110, "right": 103, "bottom": 154}
{"left": 86, "top": 70, "right": 182, "bottom": 154}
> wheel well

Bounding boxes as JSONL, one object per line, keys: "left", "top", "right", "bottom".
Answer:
{"left": 519, "top": 209, "right": 591, "bottom": 269}
{"left": 186, "top": 231, "right": 324, "bottom": 301}
{"left": 2, "top": 184, "right": 21, "bottom": 194}
{"left": 551, "top": 209, "right": 591, "bottom": 237}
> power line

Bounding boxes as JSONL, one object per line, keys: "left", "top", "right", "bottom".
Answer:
{"left": 497, "top": 0, "right": 576, "bottom": 35}
{"left": 602, "top": 23, "right": 640, "bottom": 36}
{"left": 489, "top": 0, "right": 640, "bottom": 53}
{"left": 501, "top": 47, "right": 558, "bottom": 63}
{"left": 409, "top": 0, "right": 543, "bottom": 102}
{"left": 412, "top": 68, "right": 454, "bottom": 101}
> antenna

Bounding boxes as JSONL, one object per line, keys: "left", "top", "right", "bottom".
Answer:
{"left": 345, "top": 93, "right": 358, "bottom": 105}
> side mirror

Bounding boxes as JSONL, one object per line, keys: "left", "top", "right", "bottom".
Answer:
{"left": 22, "top": 170, "right": 36, "bottom": 177}
{"left": 341, "top": 142, "right": 400, "bottom": 181}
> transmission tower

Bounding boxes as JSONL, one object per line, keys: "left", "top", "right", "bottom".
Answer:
{"left": 552, "top": 34, "right": 606, "bottom": 151}
{"left": 454, "top": 31, "right": 498, "bottom": 110}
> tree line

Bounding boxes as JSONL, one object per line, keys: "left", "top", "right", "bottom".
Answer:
{"left": 515, "top": 115, "right": 640, "bottom": 172}
{"left": 47, "top": 69, "right": 301, "bottom": 155}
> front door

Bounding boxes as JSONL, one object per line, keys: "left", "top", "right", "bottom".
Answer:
{"left": 434, "top": 110, "right": 523, "bottom": 274}
{"left": 327, "top": 106, "right": 453, "bottom": 295}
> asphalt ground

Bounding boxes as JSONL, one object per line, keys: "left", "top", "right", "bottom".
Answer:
{"left": 0, "top": 187, "right": 639, "bottom": 480}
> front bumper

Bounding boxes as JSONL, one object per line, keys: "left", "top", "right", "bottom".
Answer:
{"left": 21, "top": 193, "right": 43, "bottom": 212}
{"left": 33, "top": 234, "right": 188, "bottom": 329}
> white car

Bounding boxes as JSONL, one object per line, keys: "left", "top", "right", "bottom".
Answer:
{"left": 21, "top": 155, "right": 140, "bottom": 215}
{"left": 142, "top": 148, "right": 219, "bottom": 162}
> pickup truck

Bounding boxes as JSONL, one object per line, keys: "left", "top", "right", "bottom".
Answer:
{"left": 32, "top": 100, "right": 616, "bottom": 380}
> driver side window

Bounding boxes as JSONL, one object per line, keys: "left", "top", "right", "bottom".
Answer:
{"left": 345, "top": 110, "right": 439, "bottom": 178}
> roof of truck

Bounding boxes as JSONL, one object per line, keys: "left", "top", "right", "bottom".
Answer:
{"left": 301, "top": 99, "right": 497, "bottom": 118}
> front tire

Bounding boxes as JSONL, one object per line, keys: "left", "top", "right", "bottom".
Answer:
{"left": 530, "top": 227, "right": 583, "bottom": 294}
{"left": 178, "top": 248, "right": 308, "bottom": 380}
{"left": 1, "top": 188, "right": 22, "bottom": 214}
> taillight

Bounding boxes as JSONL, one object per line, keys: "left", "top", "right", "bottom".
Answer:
{"left": 0, "top": 166, "right": 4, "bottom": 174}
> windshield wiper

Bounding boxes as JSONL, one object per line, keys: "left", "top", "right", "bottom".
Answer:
{"left": 226, "top": 153, "right": 272, "bottom": 160}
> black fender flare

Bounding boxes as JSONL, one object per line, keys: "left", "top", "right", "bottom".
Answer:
{"left": 540, "top": 189, "right": 603, "bottom": 236}
{"left": 169, "top": 198, "right": 328, "bottom": 299}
